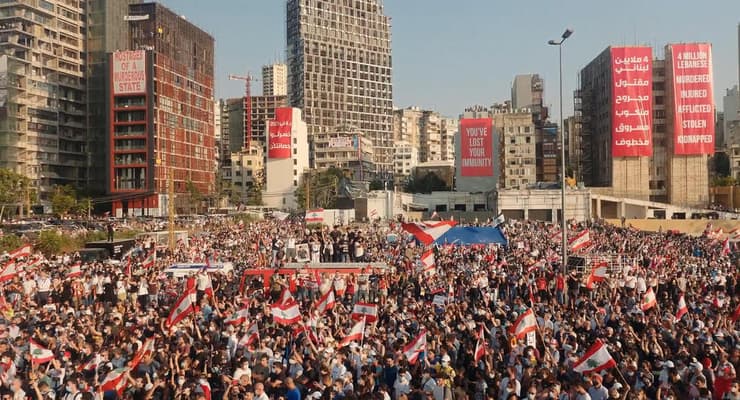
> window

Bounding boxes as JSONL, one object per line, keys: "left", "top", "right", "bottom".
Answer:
{"left": 525, "top": 136, "right": 531, "bottom": 144}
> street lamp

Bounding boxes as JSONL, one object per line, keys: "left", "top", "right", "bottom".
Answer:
{"left": 548, "top": 28, "right": 573, "bottom": 304}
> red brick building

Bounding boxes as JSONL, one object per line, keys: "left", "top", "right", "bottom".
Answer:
{"left": 108, "top": 3, "right": 215, "bottom": 216}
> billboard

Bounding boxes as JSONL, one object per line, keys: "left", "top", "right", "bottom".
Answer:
{"left": 611, "top": 47, "right": 652, "bottom": 157}
{"left": 328, "top": 136, "right": 358, "bottom": 149}
{"left": 459, "top": 118, "right": 493, "bottom": 177}
{"left": 268, "top": 107, "right": 293, "bottom": 159}
{"left": 112, "top": 50, "right": 146, "bottom": 95}
{"left": 669, "top": 43, "right": 714, "bottom": 155}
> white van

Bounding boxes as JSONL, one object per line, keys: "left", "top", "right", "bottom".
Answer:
{"left": 163, "top": 262, "right": 234, "bottom": 278}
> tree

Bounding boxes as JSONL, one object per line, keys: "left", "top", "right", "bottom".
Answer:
{"left": 712, "top": 152, "right": 731, "bottom": 177}
{"left": 711, "top": 176, "right": 737, "bottom": 187}
{"left": 51, "top": 185, "right": 77, "bottom": 217}
{"left": 0, "top": 168, "right": 32, "bottom": 219}
{"left": 404, "top": 172, "right": 450, "bottom": 193}
{"left": 185, "top": 180, "right": 202, "bottom": 214}
{"left": 295, "top": 167, "right": 343, "bottom": 210}
{"left": 369, "top": 179, "right": 385, "bottom": 191}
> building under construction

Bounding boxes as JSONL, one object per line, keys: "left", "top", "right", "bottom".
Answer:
{"left": 106, "top": 2, "right": 215, "bottom": 217}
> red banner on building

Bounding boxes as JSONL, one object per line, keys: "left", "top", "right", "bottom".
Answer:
{"left": 611, "top": 47, "right": 652, "bottom": 157}
{"left": 459, "top": 118, "right": 493, "bottom": 177}
{"left": 268, "top": 107, "right": 293, "bottom": 159}
{"left": 669, "top": 43, "right": 714, "bottom": 155}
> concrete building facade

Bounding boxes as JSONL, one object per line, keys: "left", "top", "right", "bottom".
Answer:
{"left": 393, "top": 141, "right": 417, "bottom": 179}
{"left": 107, "top": 2, "right": 215, "bottom": 217}
{"left": 263, "top": 108, "right": 309, "bottom": 210}
{"left": 0, "top": 0, "right": 89, "bottom": 199}
{"left": 577, "top": 47, "right": 650, "bottom": 201}
{"left": 493, "top": 108, "right": 537, "bottom": 189}
{"left": 440, "top": 117, "right": 457, "bottom": 162}
{"left": 228, "top": 146, "right": 264, "bottom": 203}
{"left": 311, "top": 125, "right": 374, "bottom": 181}
{"left": 227, "top": 95, "right": 288, "bottom": 154}
{"left": 262, "top": 63, "right": 287, "bottom": 97}
{"left": 286, "top": 0, "right": 393, "bottom": 169}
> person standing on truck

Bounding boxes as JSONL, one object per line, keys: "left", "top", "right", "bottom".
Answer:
{"left": 107, "top": 222, "right": 114, "bottom": 242}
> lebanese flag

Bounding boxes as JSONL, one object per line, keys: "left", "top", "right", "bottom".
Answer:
{"left": 79, "top": 354, "right": 102, "bottom": 372}
{"left": 338, "top": 318, "right": 366, "bottom": 348}
{"left": 641, "top": 287, "right": 657, "bottom": 311}
{"left": 29, "top": 339, "right": 54, "bottom": 364}
{"left": 403, "top": 330, "right": 427, "bottom": 365}
{"left": 0, "top": 260, "right": 20, "bottom": 282}
{"left": 239, "top": 322, "right": 260, "bottom": 348}
{"left": 731, "top": 303, "right": 740, "bottom": 323}
{"left": 549, "top": 230, "right": 562, "bottom": 243}
{"left": 199, "top": 379, "right": 211, "bottom": 400}
{"left": 586, "top": 261, "right": 608, "bottom": 289}
{"left": 165, "top": 288, "right": 197, "bottom": 328}
{"left": 200, "top": 273, "right": 215, "bottom": 298}
{"left": 420, "top": 250, "right": 436, "bottom": 276}
{"left": 67, "top": 262, "right": 83, "bottom": 279}
{"left": 314, "top": 289, "right": 336, "bottom": 315}
{"left": 510, "top": 308, "right": 537, "bottom": 339}
{"left": 224, "top": 307, "right": 250, "bottom": 326}
{"left": 271, "top": 299, "right": 302, "bottom": 325}
{"left": 8, "top": 245, "right": 31, "bottom": 260}
{"left": 648, "top": 256, "right": 666, "bottom": 270}
{"left": 474, "top": 325, "right": 486, "bottom": 363}
{"left": 99, "top": 367, "right": 128, "bottom": 394}
{"left": 351, "top": 302, "right": 378, "bottom": 323}
{"left": 675, "top": 294, "right": 688, "bottom": 322}
{"left": 401, "top": 220, "right": 457, "bottom": 245}
{"left": 569, "top": 230, "right": 592, "bottom": 252}
{"left": 130, "top": 337, "right": 155, "bottom": 370}
{"left": 721, "top": 237, "right": 731, "bottom": 256}
{"left": 572, "top": 340, "right": 617, "bottom": 374}
{"left": 142, "top": 251, "right": 156, "bottom": 269}
{"left": 279, "top": 288, "right": 295, "bottom": 304}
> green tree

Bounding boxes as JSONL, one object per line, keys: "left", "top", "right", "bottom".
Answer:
{"left": 295, "top": 167, "right": 343, "bottom": 210}
{"left": 405, "top": 172, "right": 450, "bottom": 193}
{"left": 0, "top": 235, "right": 23, "bottom": 254}
{"left": 0, "top": 168, "right": 32, "bottom": 219}
{"left": 712, "top": 152, "right": 731, "bottom": 177}
{"left": 711, "top": 176, "right": 737, "bottom": 187}
{"left": 35, "top": 230, "right": 63, "bottom": 256}
{"left": 369, "top": 179, "right": 385, "bottom": 191}
{"left": 51, "top": 185, "right": 77, "bottom": 216}
{"left": 185, "top": 180, "right": 202, "bottom": 214}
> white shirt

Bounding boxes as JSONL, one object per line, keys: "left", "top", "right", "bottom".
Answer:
{"left": 36, "top": 277, "right": 51, "bottom": 292}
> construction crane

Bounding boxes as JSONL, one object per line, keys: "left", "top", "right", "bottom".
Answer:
{"left": 228, "top": 73, "right": 259, "bottom": 150}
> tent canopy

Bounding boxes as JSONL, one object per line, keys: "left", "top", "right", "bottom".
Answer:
{"left": 433, "top": 226, "right": 508, "bottom": 246}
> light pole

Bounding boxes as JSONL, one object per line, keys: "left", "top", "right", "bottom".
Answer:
{"left": 548, "top": 28, "right": 573, "bottom": 304}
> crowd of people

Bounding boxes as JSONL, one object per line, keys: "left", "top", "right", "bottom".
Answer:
{"left": 0, "top": 215, "right": 738, "bottom": 400}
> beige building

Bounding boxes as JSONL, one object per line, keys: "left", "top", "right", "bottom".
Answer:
{"left": 493, "top": 109, "right": 537, "bottom": 189}
{"left": 287, "top": 0, "right": 393, "bottom": 169}
{"left": 393, "top": 106, "right": 452, "bottom": 164}
{"left": 0, "top": 0, "right": 88, "bottom": 199}
{"left": 262, "top": 63, "right": 287, "bottom": 97}
{"left": 393, "top": 141, "right": 418, "bottom": 179}
{"left": 440, "top": 117, "right": 457, "bottom": 163}
{"left": 227, "top": 146, "right": 264, "bottom": 203}
{"left": 311, "top": 125, "right": 374, "bottom": 180}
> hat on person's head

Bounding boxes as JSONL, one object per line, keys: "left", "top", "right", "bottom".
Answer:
{"left": 663, "top": 360, "right": 675, "bottom": 369}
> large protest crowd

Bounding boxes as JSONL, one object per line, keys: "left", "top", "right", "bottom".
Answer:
{"left": 0, "top": 215, "right": 738, "bottom": 400}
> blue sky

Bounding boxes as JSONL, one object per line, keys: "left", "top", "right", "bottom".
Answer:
{"left": 159, "top": 0, "right": 739, "bottom": 119}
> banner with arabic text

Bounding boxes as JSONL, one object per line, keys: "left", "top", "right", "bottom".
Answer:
{"left": 611, "top": 47, "right": 652, "bottom": 157}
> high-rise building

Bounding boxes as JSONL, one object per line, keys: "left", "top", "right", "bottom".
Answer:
{"left": 577, "top": 47, "right": 652, "bottom": 200}
{"left": 491, "top": 107, "right": 536, "bottom": 189}
{"left": 286, "top": 0, "right": 393, "bottom": 169}
{"left": 511, "top": 74, "right": 546, "bottom": 120}
{"left": 87, "top": 0, "right": 142, "bottom": 195}
{"left": 227, "top": 95, "right": 288, "bottom": 154}
{"left": 577, "top": 44, "right": 714, "bottom": 207}
{"left": 392, "top": 107, "right": 422, "bottom": 154}
{"left": 420, "top": 111, "right": 442, "bottom": 162}
{"left": 107, "top": 3, "right": 214, "bottom": 216}
{"left": 0, "top": 0, "right": 89, "bottom": 200}
{"left": 440, "top": 117, "right": 458, "bottom": 162}
{"left": 262, "top": 63, "right": 287, "bottom": 97}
